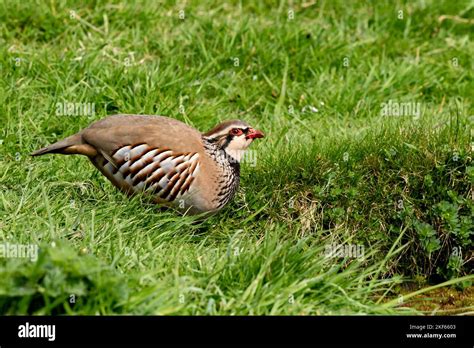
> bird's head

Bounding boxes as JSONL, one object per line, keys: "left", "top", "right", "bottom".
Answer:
{"left": 203, "top": 119, "right": 264, "bottom": 162}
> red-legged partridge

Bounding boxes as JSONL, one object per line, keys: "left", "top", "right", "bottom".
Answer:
{"left": 32, "top": 115, "right": 264, "bottom": 214}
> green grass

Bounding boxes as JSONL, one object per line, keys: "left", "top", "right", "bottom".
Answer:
{"left": 0, "top": 0, "right": 473, "bottom": 315}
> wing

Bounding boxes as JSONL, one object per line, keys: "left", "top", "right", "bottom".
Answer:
{"left": 81, "top": 115, "right": 204, "bottom": 155}
{"left": 102, "top": 143, "right": 200, "bottom": 202}
{"left": 80, "top": 115, "right": 204, "bottom": 202}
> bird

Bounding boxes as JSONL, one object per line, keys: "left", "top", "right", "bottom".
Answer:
{"left": 31, "top": 114, "right": 264, "bottom": 215}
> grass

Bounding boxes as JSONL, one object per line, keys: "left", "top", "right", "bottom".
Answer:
{"left": 0, "top": 0, "right": 473, "bottom": 315}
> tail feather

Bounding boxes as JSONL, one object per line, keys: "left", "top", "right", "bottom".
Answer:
{"left": 31, "top": 134, "right": 95, "bottom": 157}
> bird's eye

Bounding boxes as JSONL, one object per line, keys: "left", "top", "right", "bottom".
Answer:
{"left": 230, "top": 128, "right": 242, "bottom": 136}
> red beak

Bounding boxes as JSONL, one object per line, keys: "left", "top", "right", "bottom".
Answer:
{"left": 246, "top": 128, "right": 265, "bottom": 140}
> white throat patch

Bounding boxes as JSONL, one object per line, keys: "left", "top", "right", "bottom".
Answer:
{"left": 224, "top": 136, "right": 252, "bottom": 162}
